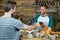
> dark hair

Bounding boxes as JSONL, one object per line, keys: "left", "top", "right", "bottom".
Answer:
{"left": 39, "top": 22, "right": 44, "bottom": 25}
{"left": 40, "top": 4, "right": 48, "bottom": 9}
{"left": 3, "top": 1, "right": 16, "bottom": 12}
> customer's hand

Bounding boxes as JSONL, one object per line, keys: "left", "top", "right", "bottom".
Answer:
{"left": 33, "top": 23, "right": 40, "bottom": 28}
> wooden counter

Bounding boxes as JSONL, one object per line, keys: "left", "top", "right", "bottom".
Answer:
{"left": 23, "top": 38, "right": 43, "bottom": 40}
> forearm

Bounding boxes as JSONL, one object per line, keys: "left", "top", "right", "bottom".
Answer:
{"left": 28, "top": 25, "right": 37, "bottom": 31}
{"left": 28, "top": 23, "right": 40, "bottom": 30}
{"left": 51, "top": 31, "right": 60, "bottom": 35}
{"left": 23, "top": 23, "right": 39, "bottom": 31}
{"left": 22, "top": 24, "right": 29, "bottom": 30}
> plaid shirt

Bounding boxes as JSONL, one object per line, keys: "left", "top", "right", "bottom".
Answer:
{"left": 0, "top": 17, "right": 24, "bottom": 40}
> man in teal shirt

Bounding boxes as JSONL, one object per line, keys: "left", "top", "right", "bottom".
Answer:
{"left": 32, "top": 4, "right": 53, "bottom": 31}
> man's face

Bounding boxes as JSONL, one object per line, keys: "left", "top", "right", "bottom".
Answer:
{"left": 40, "top": 6, "right": 47, "bottom": 15}
{"left": 13, "top": 6, "right": 16, "bottom": 13}
{"left": 11, "top": 6, "right": 16, "bottom": 14}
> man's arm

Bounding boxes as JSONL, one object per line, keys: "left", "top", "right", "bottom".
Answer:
{"left": 14, "top": 20, "right": 39, "bottom": 31}
{"left": 23, "top": 23, "right": 40, "bottom": 31}
{"left": 48, "top": 16, "right": 53, "bottom": 28}
{"left": 51, "top": 31, "right": 60, "bottom": 35}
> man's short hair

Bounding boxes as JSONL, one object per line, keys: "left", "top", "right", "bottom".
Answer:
{"left": 40, "top": 3, "right": 48, "bottom": 9}
{"left": 39, "top": 22, "right": 44, "bottom": 25}
{"left": 3, "top": 1, "right": 16, "bottom": 12}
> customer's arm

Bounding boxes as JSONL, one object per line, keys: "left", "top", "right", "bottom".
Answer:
{"left": 14, "top": 20, "right": 39, "bottom": 31}
{"left": 23, "top": 23, "right": 40, "bottom": 31}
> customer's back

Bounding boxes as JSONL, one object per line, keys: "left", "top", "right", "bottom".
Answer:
{"left": 0, "top": 17, "right": 21, "bottom": 40}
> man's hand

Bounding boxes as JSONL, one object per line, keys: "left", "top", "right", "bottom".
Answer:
{"left": 23, "top": 23, "right": 40, "bottom": 31}
{"left": 33, "top": 23, "right": 40, "bottom": 28}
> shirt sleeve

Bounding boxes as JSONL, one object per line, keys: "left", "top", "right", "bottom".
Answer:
{"left": 13, "top": 20, "right": 24, "bottom": 30}
{"left": 48, "top": 16, "right": 53, "bottom": 28}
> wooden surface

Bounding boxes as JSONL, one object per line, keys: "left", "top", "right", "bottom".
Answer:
{"left": 23, "top": 36, "right": 60, "bottom": 40}
{"left": 23, "top": 38, "right": 43, "bottom": 40}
